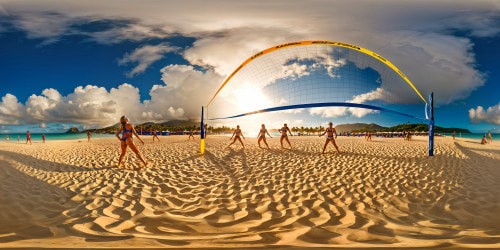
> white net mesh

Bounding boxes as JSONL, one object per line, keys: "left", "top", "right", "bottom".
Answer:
{"left": 208, "top": 43, "right": 426, "bottom": 120}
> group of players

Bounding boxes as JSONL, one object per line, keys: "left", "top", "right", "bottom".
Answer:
{"left": 228, "top": 122, "right": 340, "bottom": 154}
{"left": 115, "top": 116, "right": 340, "bottom": 168}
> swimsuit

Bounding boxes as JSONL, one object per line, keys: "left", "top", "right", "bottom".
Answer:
{"left": 122, "top": 126, "right": 133, "bottom": 142}
{"left": 259, "top": 129, "right": 266, "bottom": 139}
{"left": 326, "top": 128, "right": 334, "bottom": 139}
{"left": 280, "top": 128, "right": 288, "bottom": 138}
{"left": 235, "top": 130, "right": 242, "bottom": 139}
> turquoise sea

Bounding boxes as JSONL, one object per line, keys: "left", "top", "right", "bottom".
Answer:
{"left": 440, "top": 133, "right": 497, "bottom": 141}
{"left": 0, "top": 133, "right": 115, "bottom": 142}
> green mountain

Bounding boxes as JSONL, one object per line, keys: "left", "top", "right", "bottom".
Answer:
{"left": 83, "top": 120, "right": 199, "bottom": 134}
{"left": 385, "top": 123, "right": 471, "bottom": 133}
{"left": 335, "top": 123, "right": 387, "bottom": 133}
{"left": 66, "top": 127, "right": 80, "bottom": 134}
{"left": 334, "top": 123, "right": 470, "bottom": 133}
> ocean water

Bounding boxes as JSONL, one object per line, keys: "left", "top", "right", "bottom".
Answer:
{"left": 441, "top": 133, "right": 497, "bottom": 141}
{"left": 0, "top": 133, "right": 115, "bottom": 142}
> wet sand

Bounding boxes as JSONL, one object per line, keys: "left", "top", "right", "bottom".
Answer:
{"left": 0, "top": 135, "right": 499, "bottom": 248}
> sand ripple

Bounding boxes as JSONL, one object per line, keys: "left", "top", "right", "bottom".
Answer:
{"left": 0, "top": 136, "right": 499, "bottom": 248}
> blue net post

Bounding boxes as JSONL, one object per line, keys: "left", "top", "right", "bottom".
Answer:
{"left": 428, "top": 92, "right": 434, "bottom": 156}
{"left": 200, "top": 106, "right": 205, "bottom": 154}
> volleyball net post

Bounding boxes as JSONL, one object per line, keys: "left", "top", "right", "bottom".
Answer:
{"left": 428, "top": 92, "right": 434, "bottom": 156}
{"left": 200, "top": 106, "right": 205, "bottom": 154}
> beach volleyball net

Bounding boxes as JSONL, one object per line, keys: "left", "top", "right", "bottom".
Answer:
{"left": 202, "top": 41, "right": 435, "bottom": 155}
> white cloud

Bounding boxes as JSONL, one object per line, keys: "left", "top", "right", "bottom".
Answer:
{"left": 350, "top": 88, "right": 398, "bottom": 104}
{"left": 0, "top": 94, "right": 24, "bottom": 124}
{"left": 153, "top": 64, "right": 224, "bottom": 119}
{"left": 0, "top": 83, "right": 188, "bottom": 127}
{"left": 469, "top": 103, "right": 500, "bottom": 125}
{"left": 119, "top": 43, "right": 178, "bottom": 77}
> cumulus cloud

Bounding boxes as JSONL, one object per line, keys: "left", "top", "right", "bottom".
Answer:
{"left": 0, "top": 84, "right": 187, "bottom": 127}
{"left": 469, "top": 103, "right": 500, "bottom": 125}
{"left": 119, "top": 43, "right": 179, "bottom": 77}
{"left": 0, "top": 94, "right": 25, "bottom": 124}
{"left": 308, "top": 88, "right": 397, "bottom": 118}
{"left": 153, "top": 64, "right": 224, "bottom": 118}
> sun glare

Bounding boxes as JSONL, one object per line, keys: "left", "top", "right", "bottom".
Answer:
{"left": 233, "top": 85, "right": 271, "bottom": 112}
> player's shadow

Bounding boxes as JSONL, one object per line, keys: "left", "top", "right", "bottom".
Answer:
{"left": 0, "top": 150, "right": 114, "bottom": 173}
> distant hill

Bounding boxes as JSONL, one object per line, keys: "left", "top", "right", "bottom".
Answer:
{"left": 335, "top": 123, "right": 387, "bottom": 133}
{"left": 160, "top": 120, "right": 198, "bottom": 127}
{"left": 83, "top": 120, "right": 199, "bottom": 134}
{"left": 334, "top": 123, "right": 471, "bottom": 133}
{"left": 386, "top": 123, "right": 471, "bottom": 133}
{"left": 66, "top": 127, "right": 80, "bottom": 134}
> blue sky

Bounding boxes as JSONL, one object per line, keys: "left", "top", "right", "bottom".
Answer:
{"left": 0, "top": 1, "right": 499, "bottom": 133}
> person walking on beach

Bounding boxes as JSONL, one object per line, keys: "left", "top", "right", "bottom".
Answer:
{"left": 488, "top": 131, "right": 493, "bottom": 143}
{"left": 87, "top": 131, "right": 91, "bottom": 142}
{"left": 279, "top": 123, "right": 293, "bottom": 149}
{"left": 152, "top": 129, "right": 160, "bottom": 143}
{"left": 116, "top": 116, "right": 148, "bottom": 168}
{"left": 228, "top": 125, "right": 245, "bottom": 148}
{"left": 204, "top": 124, "right": 208, "bottom": 138}
{"left": 257, "top": 124, "right": 272, "bottom": 148}
{"left": 5, "top": 135, "right": 9, "bottom": 142}
{"left": 17, "top": 135, "right": 20, "bottom": 143}
{"left": 42, "top": 133, "right": 46, "bottom": 143}
{"left": 188, "top": 127, "right": 195, "bottom": 140}
{"left": 319, "top": 122, "right": 340, "bottom": 154}
{"left": 365, "top": 131, "right": 372, "bottom": 141}
{"left": 452, "top": 131, "right": 456, "bottom": 140}
{"left": 26, "top": 131, "right": 32, "bottom": 145}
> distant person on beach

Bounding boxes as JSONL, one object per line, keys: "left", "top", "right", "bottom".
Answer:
{"left": 257, "top": 124, "right": 272, "bottom": 149}
{"left": 17, "top": 135, "right": 20, "bottom": 143}
{"left": 488, "top": 131, "right": 493, "bottom": 143}
{"left": 228, "top": 125, "right": 245, "bottom": 148}
{"left": 204, "top": 124, "right": 208, "bottom": 138}
{"left": 5, "top": 135, "right": 9, "bottom": 142}
{"left": 116, "top": 116, "right": 148, "bottom": 168}
{"left": 26, "top": 131, "right": 32, "bottom": 145}
{"left": 87, "top": 131, "right": 91, "bottom": 142}
{"left": 319, "top": 122, "right": 340, "bottom": 154}
{"left": 188, "top": 128, "right": 195, "bottom": 140}
{"left": 452, "top": 131, "right": 456, "bottom": 140}
{"left": 481, "top": 134, "right": 488, "bottom": 144}
{"left": 42, "top": 133, "right": 46, "bottom": 143}
{"left": 365, "top": 131, "right": 372, "bottom": 141}
{"left": 279, "top": 123, "right": 293, "bottom": 149}
{"left": 152, "top": 129, "right": 160, "bottom": 143}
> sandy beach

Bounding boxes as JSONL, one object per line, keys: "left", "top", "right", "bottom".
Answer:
{"left": 0, "top": 135, "right": 499, "bottom": 248}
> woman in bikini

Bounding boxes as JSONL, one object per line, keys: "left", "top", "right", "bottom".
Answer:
{"left": 116, "top": 116, "right": 148, "bottom": 168}
{"left": 26, "top": 130, "right": 32, "bottom": 145}
{"left": 152, "top": 129, "right": 160, "bottom": 143}
{"left": 188, "top": 127, "right": 195, "bottom": 140}
{"left": 279, "top": 123, "right": 293, "bottom": 149}
{"left": 228, "top": 125, "right": 245, "bottom": 148}
{"left": 257, "top": 124, "right": 272, "bottom": 148}
{"left": 319, "top": 122, "right": 340, "bottom": 154}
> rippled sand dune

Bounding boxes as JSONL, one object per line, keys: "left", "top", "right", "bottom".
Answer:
{"left": 0, "top": 135, "right": 499, "bottom": 248}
